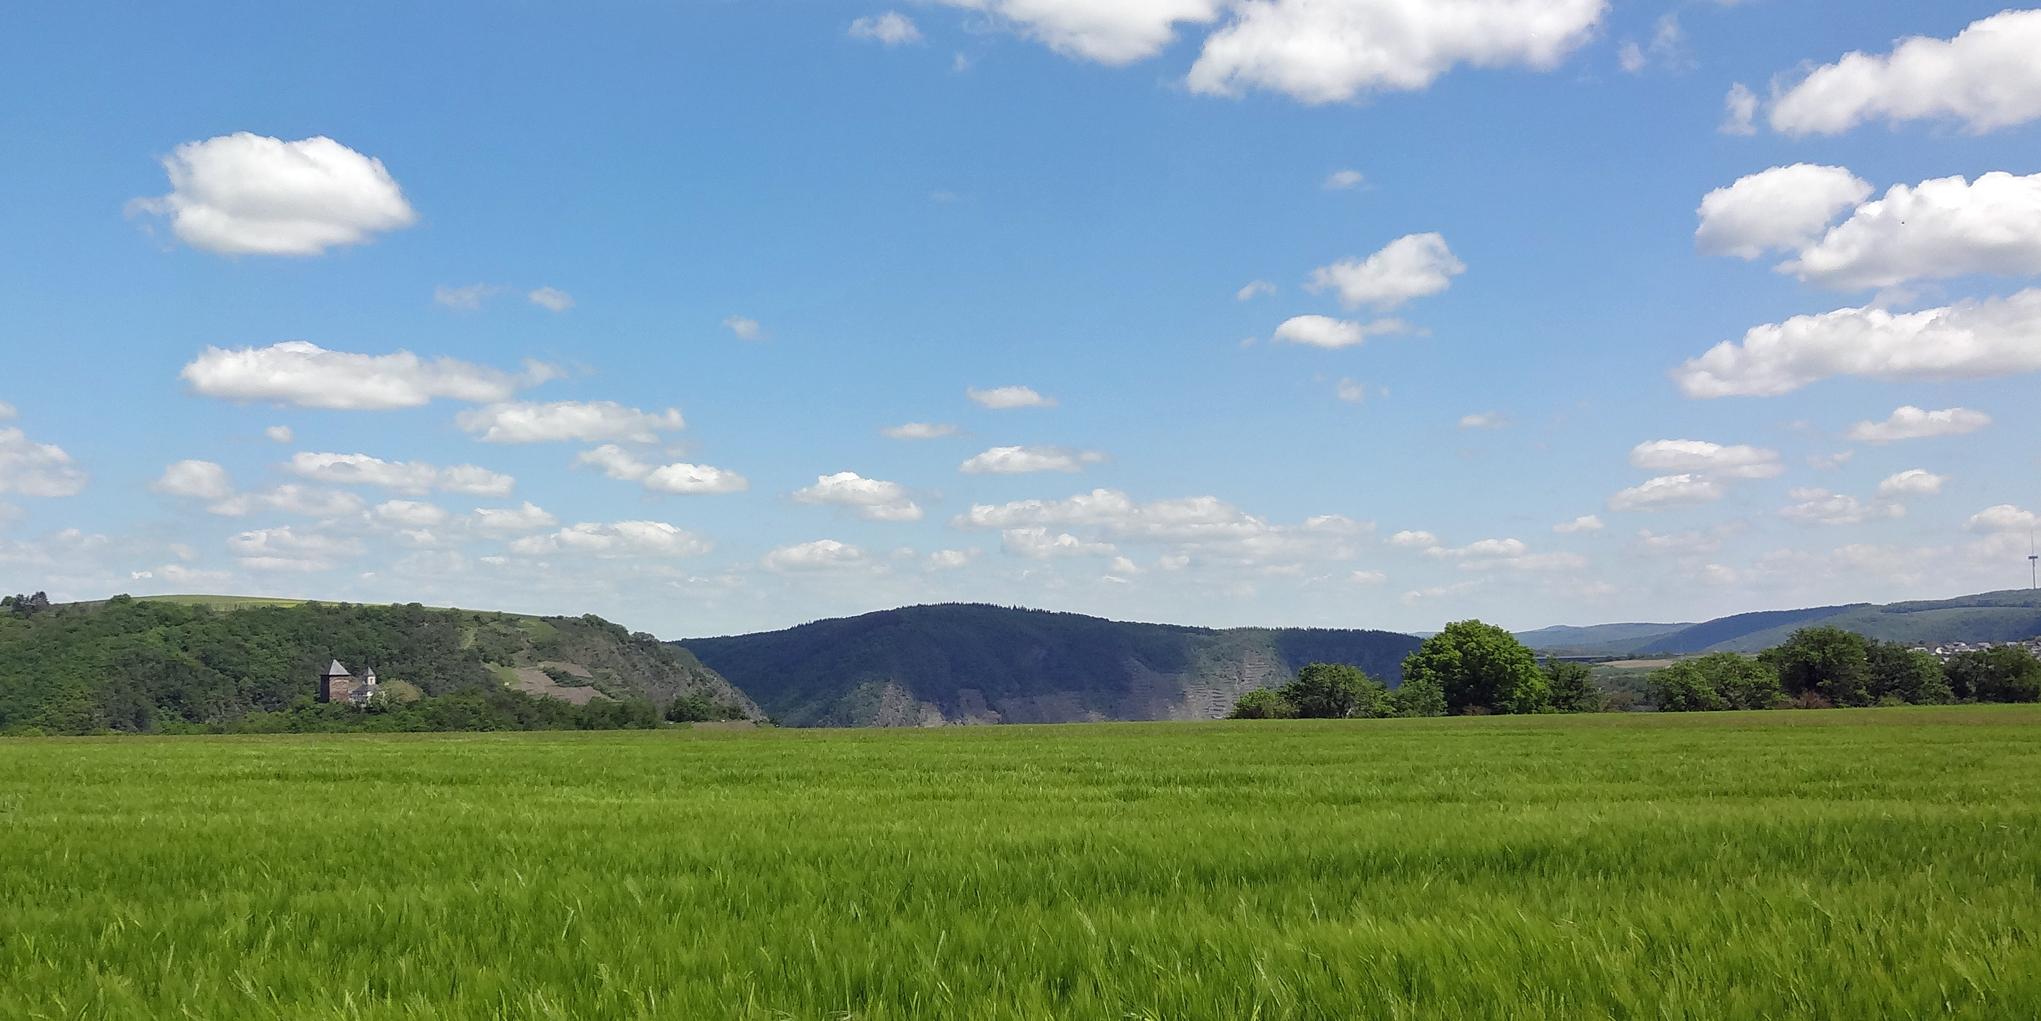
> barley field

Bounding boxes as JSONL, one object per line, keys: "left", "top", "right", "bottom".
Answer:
{"left": 3, "top": 708, "right": 2039, "bottom": 1019}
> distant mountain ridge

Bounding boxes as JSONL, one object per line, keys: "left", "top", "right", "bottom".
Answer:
{"left": 680, "top": 603, "right": 1421, "bottom": 727}
{"left": 1516, "top": 590, "right": 2041, "bottom": 658}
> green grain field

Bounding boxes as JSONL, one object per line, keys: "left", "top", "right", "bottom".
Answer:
{"left": 3, "top": 708, "right": 2039, "bottom": 1019}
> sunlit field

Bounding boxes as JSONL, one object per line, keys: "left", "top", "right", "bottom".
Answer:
{"left": 4, "top": 708, "right": 2039, "bottom": 1019}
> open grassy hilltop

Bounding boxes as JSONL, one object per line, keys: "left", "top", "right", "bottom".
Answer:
{"left": 3, "top": 708, "right": 2040, "bottom": 1019}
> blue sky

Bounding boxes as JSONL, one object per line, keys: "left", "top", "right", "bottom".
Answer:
{"left": 3, "top": 1, "right": 2040, "bottom": 637}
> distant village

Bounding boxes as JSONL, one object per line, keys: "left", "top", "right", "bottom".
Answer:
{"left": 1912, "top": 638, "right": 2041, "bottom": 662}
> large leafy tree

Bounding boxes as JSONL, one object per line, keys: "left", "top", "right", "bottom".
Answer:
{"left": 1227, "top": 689, "right": 1297, "bottom": 719}
{"left": 1946, "top": 647, "right": 2041, "bottom": 703}
{"left": 1648, "top": 653, "right": 1782, "bottom": 712}
{"left": 1544, "top": 660, "right": 1603, "bottom": 713}
{"left": 1761, "top": 627, "right": 1873, "bottom": 707}
{"left": 1392, "top": 675, "right": 1447, "bottom": 718}
{"left": 1865, "top": 641, "right": 1953, "bottom": 705}
{"left": 1401, "top": 620, "right": 1548, "bottom": 715}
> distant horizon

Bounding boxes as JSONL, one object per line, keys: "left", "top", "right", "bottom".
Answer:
{"left": 51, "top": 584, "right": 2041, "bottom": 643}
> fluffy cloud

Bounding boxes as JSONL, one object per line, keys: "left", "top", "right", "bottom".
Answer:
{"left": 287, "top": 452, "right": 515, "bottom": 496}
{"left": 228, "top": 525, "right": 363, "bottom": 572}
{"left": 153, "top": 459, "right": 236, "bottom": 503}
{"left": 793, "top": 472, "right": 923, "bottom": 522}
{"left": 512, "top": 521, "right": 711, "bottom": 559}
{"left": 1967, "top": 505, "right": 2038, "bottom": 533}
{"left": 1388, "top": 530, "right": 1437, "bottom": 548}
{"left": 722, "top": 316, "right": 764, "bottom": 341}
{"left": 0, "top": 428, "right": 87, "bottom": 498}
{"left": 573, "top": 446, "right": 747, "bottom": 494}
{"left": 0, "top": 403, "right": 14, "bottom": 421}
{"left": 1272, "top": 315, "right": 1406, "bottom": 349}
{"left": 1608, "top": 474, "right": 1722, "bottom": 512}
{"left": 1694, "top": 164, "right": 1871, "bottom": 260}
{"left": 1674, "top": 289, "right": 2041, "bottom": 398}
{"left": 1768, "top": 10, "right": 2041, "bottom": 136}
{"left": 527, "top": 287, "right": 574, "bottom": 312}
{"left": 264, "top": 425, "right": 294, "bottom": 444}
{"left": 373, "top": 500, "right": 448, "bottom": 528}
{"left": 1877, "top": 469, "right": 1946, "bottom": 497}
{"left": 966, "top": 385, "right": 1055, "bottom": 409}
{"left": 1236, "top": 279, "right": 1276, "bottom": 301}
{"left": 1323, "top": 169, "right": 1364, "bottom": 190}
{"left": 1554, "top": 515, "right": 1603, "bottom": 534}
{"left": 1778, "top": 488, "right": 1903, "bottom": 527}
{"left": 882, "top": 421, "right": 960, "bottom": 440}
{"left": 183, "top": 342, "right": 554, "bottom": 410}
{"left": 1779, "top": 173, "right": 2041, "bottom": 290}
{"left": 130, "top": 133, "right": 416, "bottom": 256}
{"left": 1629, "top": 440, "right": 1782, "bottom": 479}
{"left": 956, "top": 488, "right": 1366, "bottom": 566}
{"left": 1307, "top": 233, "right": 1463, "bottom": 310}
{"left": 1001, "top": 527, "right": 1118, "bottom": 559}
{"left": 927, "top": 548, "right": 980, "bottom": 570}
{"left": 959, "top": 446, "right": 1104, "bottom": 474}
{"left": 850, "top": 11, "right": 922, "bottom": 44}
{"left": 643, "top": 462, "right": 749, "bottom": 495}
{"left": 469, "top": 502, "right": 558, "bottom": 536}
{"left": 1186, "top": 0, "right": 1606, "bottom": 104}
{"left": 456, "top": 401, "right": 685, "bottom": 444}
{"left": 1425, "top": 537, "right": 1527, "bottom": 559}
{"left": 934, "top": 0, "right": 1221, "bottom": 64}
{"left": 1846, "top": 406, "right": 1991, "bottom": 444}
{"left": 762, "top": 538, "right": 867, "bottom": 571}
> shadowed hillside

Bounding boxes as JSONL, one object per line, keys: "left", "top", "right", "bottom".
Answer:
{"left": 681, "top": 603, "right": 1421, "bottom": 727}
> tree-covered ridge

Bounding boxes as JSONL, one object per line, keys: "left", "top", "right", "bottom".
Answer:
{"left": 0, "top": 596, "right": 757, "bottom": 735}
{"left": 682, "top": 603, "right": 1422, "bottom": 727}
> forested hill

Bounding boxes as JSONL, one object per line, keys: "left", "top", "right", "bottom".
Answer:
{"left": 1516, "top": 590, "right": 2041, "bottom": 657}
{"left": 0, "top": 596, "right": 758, "bottom": 735}
{"left": 680, "top": 603, "right": 1422, "bottom": 727}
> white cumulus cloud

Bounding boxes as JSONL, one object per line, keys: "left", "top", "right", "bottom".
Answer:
{"left": 0, "top": 428, "right": 87, "bottom": 498}
{"left": 934, "top": 0, "right": 1222, "bottom": 65}
{"left": 130, "top": 133, "right": 415, "bottom": 256}
{"left": 1554, "top": 515, "right": 1604, "bottom": 534}
{"left": 960, "top": 445, "right": 1105, "bottom": 474}
{"left": 643, "top": 462, "right": 749, "bottom": 495}
{"left": 1272, "top": 314, "right": 1406, "bottom": 349}
{"left": 182, "top": 341, "right": 554, "bottom": 410}
{"left": 287, "top": 452, "right": 515, "bottom": 496}
{"left": 1780, "top": 172, "right": 2041, "bottom": 291}
{"left": 1768, "top": 10, "right": 2041, "bottom": 136}
{"left": 967, "top": 385, "right": 1056, "bottom": 409}
{"left": 722, "top": 315, "right": 764, "bottom": 341}
{"left": 1323, "top": 169, "right": 1365, "bottom": 190}
{"left": 1609, "top": 474, "right": 1722, "bottom": 512}
{"left": 512, "top": 521, "right": 711, "bottom": 559}
{"left": 1846, "top": 406, "right": 1991, "bottom": 444}
{"left": 1307, "top": 233, "right": 1463, "bottom": 310}
{"left": 469, "top": 502, "right": 558, "bottom": 536}
{"left": 1877, "top": 469, "right": 1946, "bottom": 497}
{"left": 882, "top": 421, "right": 960, "bottom": 440}
{"left": 456, "top": 401, "right": 685, "bottom": 444}
{"left": 1695, "top": 164, "right": 1871, "bottom": 259}
{"left": 1629, "top": 439, "right": 1783, "bottom": 479}
{"left": 1675, "top": 289, "right": 2041, "bottom": 398}
{"left": 1967, "top": 504, "right": 2038, "bottom": 533}
{"left": 762, "top": 538, "right": 867, "bottom": 571}
{"left": 1186, "top": 0, "right": 1606, "bottom": 104}
{"left": 1778, "top": 488, "right": 1902, "bottom": 527}
{"left": 1001, "top": 527, "right": 1118, "bottom": 559}
{"left": 793, "top": 471, "right": 923, "bottom": 522}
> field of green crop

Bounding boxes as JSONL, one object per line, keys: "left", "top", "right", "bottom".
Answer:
{"left": 4, "top": 708, "right": 2040, "bottom": 1019}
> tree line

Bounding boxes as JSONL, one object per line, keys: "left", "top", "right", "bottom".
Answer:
{"left": 1231, "top": 620, "right": 2041, "bottom": 719}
